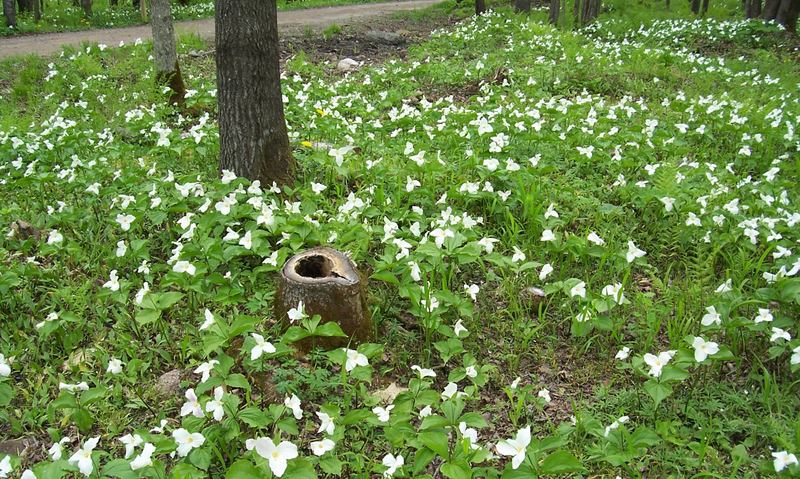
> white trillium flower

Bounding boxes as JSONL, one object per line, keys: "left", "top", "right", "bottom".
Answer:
{"left": 68, "top": 436, "right": 100, "bottom": 477}
{"left": 117, "top": 434, "right": 144, "bottom": 459}
{"left": 382, "top": 453, "right": 404, "bottom": 477}
{"left": 205, "top": 387, "right": 226, "bottom": 421}
{"left": 247, "top": 437, "right": 298, "bottom": 477}
{"left": 691, "top": 337, "right": 719, "bottom": 362}
{"left": 701, "top": 306, "right": 721, "bottom": 326}
{"left": 411, "top": 365, "right": 436, "bottom": 378}
{"left": 172, "top": 429, "right": 204, "bottom": 457}
{"left": 251, "top": 333, "right": 276, "bottom": 360}
{"left": 615, "top": 347, "right": 631, "bottom": 360}
{"left": 372, "top": 404, "right": 394, "bottom": 423}
{"left": 200, "top": 309, "right": 215, "bottom": 331}
{"left": 754, "top": 308, "right": 773, "bottom": 323}
{"left": 172, "top": 260, "right": 196, "bottom": 275}
{"left": 284, "top": 394, "right": 303, "bottom": 419}
{"left": 193, "top": 359, "right": 218, "bottom": 383}
{"left": 130, "top": 442, "right": 156, "bottom": 470}
{"left": 287, "top": 301, "right": 306, "bottom": 322}
{"left": 496, "top": 426, "right": 531, "bottom": 469}
{"left": 772, "top": 451, "right": 798, "bottom": 472}
{"left": 316, "top": 411, "right": 335, "bottom": 435}
{"left": 310, "top": 438, "right": 335, "bottom": 456}
{"left": 344, "top": 348, "right": 368, "bottom": 371}
{"left": 570, "top": 281, "right": 587, "bottom": 299}
{"left": 538, "top": 388, "right": 552, "bottom": 403}
{"left": 180, "top": 389, "right": 204, "bottom": 418}
{"left": 539, "top": 263, "right": 553, "bottom": 281}
{"left": 643, "top": 351, "right": 676, "bottom": 377}
{"left": 626, "top": 241, "right": 646, "bottom": 263}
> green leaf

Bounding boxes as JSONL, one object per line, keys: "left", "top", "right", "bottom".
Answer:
{"left": 283, "top": 458, "right": 317, "bottom": 479}
{"left": 172, "top": 463, "right": 207, "bottom": 479}
{"left": 101, "top": 459, "right": 137, "bottom": 479}
{"left": 313, "top": 322, "right": 347, "bottom": 338}
{"left": 157, "top": 291, "right": 184, "bottom": 309}
{"left": 419, "top": 431, "right": 450, "bottom": 458}
{"left": 319, "top": 456, "right": 343, "bottom": 475}
{"left": 539, "top": 450, "right": 583, "bottom": 474}
{"left": 225, "top": 460, "right": 261, "bottom": 479}
{"left": 371, "top": 270, "right": 400, "bottom": 285}
{"left": 238, "top": 407, "right": 269, "bottom": 428}
{"left": 189, "top": 447, "right": 211, "bottom": 470}
{"left": 224, "top": 373, "right": 251, "bottom": 391}
{"left": 0, "top": 383, "right": 15, "bottom": 406}
{"left": 441, "top": 461, "right": 472, "bottom": 479}
{"left": 644, "top": 380, "right": 673, "bottom": 408}
{"left": 135, "top": 309, "right": 161, "bottom": 326}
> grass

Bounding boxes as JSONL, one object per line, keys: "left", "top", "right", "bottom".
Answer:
{"left": 1, "top": 0, "right": 799, "bottom": 478}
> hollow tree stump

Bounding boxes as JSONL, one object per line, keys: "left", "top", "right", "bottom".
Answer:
{"left": 274, "top": 246, "right": 373, "bottom": 351}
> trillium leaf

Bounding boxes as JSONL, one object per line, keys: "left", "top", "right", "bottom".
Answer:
{"left": 225, "top": 460, "right": 261, "bottom": 479}
{"left": 441, "top": 461, "right": 472, "bottom": 479}
{"left": 101, "top": 459, "right": 137, "bottom": 479}
{"left": 644, "top": 380, "right": 672, "bottom": 407}
{"left": 419, "top": 431, "right": 450, "bottom": 458}
{"left": 539, "top": 450, "right": 583, "bottom": 474}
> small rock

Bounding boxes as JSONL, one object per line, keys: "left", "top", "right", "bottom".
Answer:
{"left": 155, "top": 369, "right": 183, "bottom": 397}
{"left": 337, "top": 57, "right": 359, "bottom": 72}
{"left": 10, "top": 220, "right": 40, "bottom": 241}
{"left": 372, "top": 382, "right": 408, "bottom": 403}
{"left": 0, "top": 437, "right": 39, "bottom": 457}
{"left": 365, "top": 30, "right": 405, "bottom": 45}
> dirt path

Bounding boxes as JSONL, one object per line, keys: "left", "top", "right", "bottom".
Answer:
{"left": 0, "top": 0, "right": 442, "bottom": 60}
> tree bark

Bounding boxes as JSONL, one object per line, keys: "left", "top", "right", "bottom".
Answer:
{"left": 80, "top": 0, "right": 91, "bottom": 17}
{"left": 515, "top": 0, "right": 531, "bottom": 12}
{"left": 549, "top": 0, "right": 560, "bottom": 24}
{"left": 475, "top": 0, "right": 485, "bottom": 15}
{"left": 216, "top": 0, "right": 294, "bottom": 186}
{"left": 573, "top": 0, "right": 580, "bottom": 25}
{"left": 701, "top": 0, "right": 709, "bottom": 14}
{"left": 3, "top": 0, "right": 15, "bottom": 27}
{"left": 775, "top": 0, "right": 799, "bottom": 32}
{"left": 275, "top": 247, "right": 374, "bottom": 352}
{"left": 762, "top": 0, "right": 780, "bottom": 18}
{"left": 32, "top": 0, "right": 39, "bottom": 22}
{"left": 151, "top": 0, "right": 185, "bottom": 105}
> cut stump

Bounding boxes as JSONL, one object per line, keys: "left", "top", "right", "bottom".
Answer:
{"left": 275, "top": 246, "right": 373, "bottom": 351}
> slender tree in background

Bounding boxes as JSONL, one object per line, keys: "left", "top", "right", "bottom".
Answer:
{"left": 515, "top": 0, "right": 531, "bottom": 13}
{"left": 81, "top": 0, "right": 92, "bottom": 17}
{"left": 3, "top": 0, "right": 15, "bottom": 27}
{"left": 216, "top": 0, "right": 294, "bottom": 186}
{"left": 701, "top": 0, "right": 710, "bottom": 14}
{"left": 691, "top": 0, "right": 700, "bottom": 13}
{"left": 570, "top": 0, "right": 601, "bottom": 26}
{"left": 475, "top": 0, "right": 486, "bottom": 15}
{"left": 744, "top": 0, "right": 762, "bottom": 17}
{"left": 151, "top": 0, "right": 185, "bottom": 105}
{"left": 549, "top": 0, "right": 560, "bottom": 24}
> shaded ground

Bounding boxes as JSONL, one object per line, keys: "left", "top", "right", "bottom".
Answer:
{"left": 0, "top": 0, "right": 443, "bottom": 60}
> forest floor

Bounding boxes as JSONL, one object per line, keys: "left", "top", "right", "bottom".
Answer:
{"left": 0, "top": 0, "right": 443, "bottom": 60}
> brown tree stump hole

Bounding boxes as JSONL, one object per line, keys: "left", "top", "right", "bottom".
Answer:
{"left": 275, "top": 247, "right": 373, "bottom": 351}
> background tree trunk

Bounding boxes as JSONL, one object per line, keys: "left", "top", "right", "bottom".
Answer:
{"left": 762, "top": 0, "right": 780, "bottom": 18}
{"left": 216, "top": 0, "right": 294, "bottom": 186}
{"left": 691, "top": 0, "right": 700, "bottom": 13}
{"left": 150, "top": 0, "right": 185, "bottom": 105}
{"left": 701, "top": 0, "right": 709, "bottom": 14}
{"left": 80, "top": 0, "right": 91, "bottom": 17}
{"left": 32, "top": 0, "right": 39, "bottom": 22}
{"left": 775, "top": 0, "right": 799, "bottom": 32}
{"left": 515, "top": 0, "right": 531, "bottom": 12}
{"left": 475, "top": 0, "right": 485, "bottom": 15}
{"left": 573, "top": 0, "right": 580, "bottom": 25}
{"left": 3, "top": 0, "right": 16, "bottom": 27}
{"left": 549, "top": 0, "right": 560, "bottom": 24}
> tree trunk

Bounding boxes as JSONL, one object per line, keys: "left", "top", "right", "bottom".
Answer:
{"left": 140, "top": 0, "right": 147, "bottom": 21}
{"left": 762, "top": 0, "right": 780, "bottom": 18}
{"left": 216, "top": 0, "right": 294, "bottom": 186}
{"left": 515, "top": 0, "right": 531, "bottom": 12}
{"left": 701, "top": 0, "right": 709, "bottom": 14}
{"left": 549, "top": 0, "right": 560, "bottom": 24}
{"left": 573, "top": 0, "right": 580, "bottom": 26}
{"left": 691, "top": 0, "right": 700, "bottom": 13}
{"left": 32, "top": 0, "right": 39, "bottom": 22}
{"left": 3, "top": 0, "right": 15, "bottom": 28}
{"left": 80, "top": 0, "right": 91, "bottom": 17}
{"left": 775, "top": 0, "right": 799, "bottom": 32}
{"left": 151, "top": 0, "right": 185, "bottom": 105}
{"left": 475, "top": 0, "right": 485, "bottom": 15}
{"left": 16, "top": 0, "right": 28, "bottom": 13}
